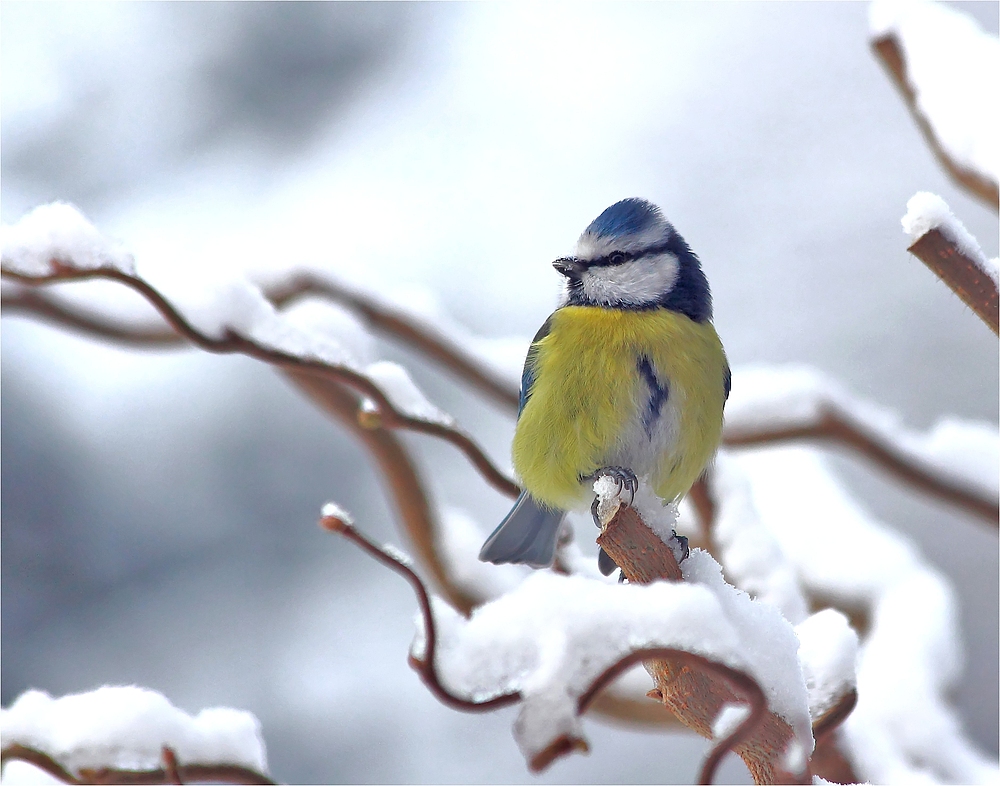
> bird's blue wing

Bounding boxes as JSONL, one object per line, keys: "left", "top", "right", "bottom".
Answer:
{"left": 723, "top": 362, "right": 732, "bottom": 402}
{"left": 519, "top": 313, "right": 555, "bottom": 417}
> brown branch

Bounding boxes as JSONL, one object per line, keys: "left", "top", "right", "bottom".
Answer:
{"left": 1, "top": 264, "right": 519, "bottom": 500}
{"left": 0, "top": 744, "right": 275, "bottom": 785}
{"left": 324, "top": 514, "right": 779, "bottom": 783}
{"left": 576, "top": 648, "right": 768, "bottom": 786}
{"left": 808, "top": 690, "right": 860, "bottom": 785}
{"left": 687, "top": 478, "right": 861, "bottom": 785}
{"left": 872, "top": 34, "right": 999, "bottom": 211}
{"left": 290, "top": 369, "right": 482, "bottom": 614}
{"left": 907, "top": 228, "right": 999, "bottom": 335}
{"left": 320, "top": 511, "right": 521, "bottom": 712}
{"left": 265, "top": 272, "right": 521, "bottom": 411}
{"left": 161, "top": 748, "right": 182, "bottom": 785}
{"left": 2, "top": 287, "right": 180, "bottom": 346}
{"left": 597, "top": 504, "right": 811, "bottom": 785}
{"left": 724, "top": 409, "right": 999, "bottom": 525}
{"left": 812, "top": 689, "right": 858, "bottom": 745}
{"left": 2, "top": 744, "right": 82, "bottom": 784}
{"left": 5, "top": 265, "right": 993, "bottom": 525}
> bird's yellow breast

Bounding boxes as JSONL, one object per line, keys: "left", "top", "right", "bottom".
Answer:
{"left": 512, "top": 306, "right": 727, "bottom": 509}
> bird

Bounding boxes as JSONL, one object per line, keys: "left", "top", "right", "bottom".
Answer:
{"left": 478, "top": 197, "right": 730, "bottom": 572}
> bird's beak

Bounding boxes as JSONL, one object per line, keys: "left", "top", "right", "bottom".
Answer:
{"left": 552, "top": 257, "right": 583, "bottom": 277}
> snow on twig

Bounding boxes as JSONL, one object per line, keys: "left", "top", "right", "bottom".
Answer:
{"left": 0, "top": 203, "right": 519, "bottom": 500}
{"left": 725, "top": 365, "right": 999, "bottom": 522}
{"left": 0, "top": 687, "right": 271, "bottom": 784}
{"left": 320, "top": 512, "right": 783, "bottom": 784}
{"left": 870, "top": 0, "right": 999, "bottom": 209}
{"left": 901, "top": 192, "right": 999, "bottom": 334}
{"left": 736, "top": 446, "right": 1000, "bottom": 784}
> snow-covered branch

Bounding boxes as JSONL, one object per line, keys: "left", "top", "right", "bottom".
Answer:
{"left": 870, "top": 0, "right": 999, "bottom": 211}
{"left": 0, "top": 687, "right": 272, "bottom": 785}
{"left": 0, "top": 203, "right": 519, "bottom": 502}
{"left": 901, "top": 191, "right": 999, "bottom": 335}
{"left": 725, "top": 365, "right": 998, "bottom": 523}
{"left": 319, "top": 507, "right": 806, "bottom": 785}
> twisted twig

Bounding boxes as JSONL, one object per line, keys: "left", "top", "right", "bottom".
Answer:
{"left": 320, "top": 512, "right": 771, "bottom": 784}
{"left": 1, "top": 264, "right": 518, "bottom": 500}
{"left": 5, "top": 268, "right": 993, "bottom": 524}
{"left": 0, "top": 744, "right": 275, "bottom": 785}
{"left": 871, "top": 34, "right": 999, "bottom": 212}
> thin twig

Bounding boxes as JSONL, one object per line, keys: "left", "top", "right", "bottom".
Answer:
{"left": 1, "top": 745, "right": 82, "bottom": 784}
{"left": 265, "top": 272, "right": 521, "bottom": 411}
{"left": 323, "top": 514, "right": 773, "bottom": 783}
{"left": 812, "top": 689, "right": 859, "bottom": 744}
{"left": 907, "top": 228, "right": 999, "bottom": 335}
{"left": 724, "top": 408, "right": 998, "bottom": 524}
{"left": 320, "top": 512, "right": 521, "bottom": 712}
{"left": 871, "top": 34, "right": 999, "bottom": 211}
{"left": 1, "top": 264, "right": 519, "bottom": 500}
{"left": 0, "top": 745, "right": 275, "bottom": 785}
{"left": 161, "top": 747, "right": 182, "bottom": 785}
{"left": 6, "top": 270, "right": 993, "bottom": 523}
{"left": 289, "top": 369, "right": 482, "bottom": 614}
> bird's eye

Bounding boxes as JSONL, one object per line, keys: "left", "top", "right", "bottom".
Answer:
{"left": 608, "top": 251, "right": 627, "bottom": 265}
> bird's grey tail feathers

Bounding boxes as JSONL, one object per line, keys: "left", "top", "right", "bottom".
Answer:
{"left": 479, "top": 492, "right": 565, "bottom": 568}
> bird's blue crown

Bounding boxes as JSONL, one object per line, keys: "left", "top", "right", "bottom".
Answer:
{"left": 585, "top": 197, "right": 666, "bottom": 242}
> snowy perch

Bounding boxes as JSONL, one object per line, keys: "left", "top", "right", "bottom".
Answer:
{"left": 725, "top": 365, "right": 999, "bottom": 520}
{"left": 870, "top": 0, "right": 999, "bottom": 209}
{"left": 0, "top": 203, "right": 522, "bottom": 503}
{"left": 0, "top": 686, "right": 271, "bottom": 784}
{"left": 901, "top": 192, "right": 999, "bottom": 334}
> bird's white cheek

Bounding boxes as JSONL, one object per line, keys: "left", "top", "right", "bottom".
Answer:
{"left": 581, "top": 254, "right": 680, "bottom": 306}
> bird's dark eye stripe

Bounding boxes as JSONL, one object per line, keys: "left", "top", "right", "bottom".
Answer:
{"left": 586, "top": 240, "right": 675, "bottom": 268}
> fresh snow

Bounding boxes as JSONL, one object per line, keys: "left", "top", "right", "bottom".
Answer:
{"left": 870, "top": 0, "right": 999, "bottom": 184}
{"left": 0, "top": 203, "right": 135, "bottom": 277}
{"left": 0, "top": 203, "right": 459, "bottom": 429}
{"left": 794, "top": 609, "right": 858, "bottom": 721}
{"left": 902, "top": 191, "right": 1000, "bottom": 287}
{"left": 321, "top": 501, "right": 354, "bottom": 525}
{"left": 725, "top": 364, "right": 999, "bottom": 501}
{"left": 0, "top": 686, "right": 267, "bottom": 776}
{"left": 736, "top": 446, "right": 999, "bottom": 784}
{"left": 411, "top": 550, "right": 814, "bottom": 767}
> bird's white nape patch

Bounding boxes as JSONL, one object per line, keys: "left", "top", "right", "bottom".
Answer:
{"left": 580, "top": 253, "right": 679, "bottom": 307}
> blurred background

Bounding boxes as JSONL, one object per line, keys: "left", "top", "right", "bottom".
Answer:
{"left": 2, "top": 2, "right": 997, "bottom": 783}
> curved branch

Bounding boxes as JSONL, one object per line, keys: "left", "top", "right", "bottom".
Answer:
{"left": 2, "top": 287, "right": 180, "bottom": 346}
{"left": 577, "top": 648, "right": 768, "bottom": 786}
{"left": 324, "top": 514, "right": 777, "bottom": 784}
{"left": 724, "top": 409, "right": 998, "bottom": 525}
{"left": 1, "top": 745, "right": 81, "bottom": 784}
{"left": 289, "top": 369, "right": 482, "bottom": 614}
{"left": 6, "top": 266, "right": 994, "bottom": 523}
{"left": 0, "top": 744, "right": 275, "bottom": 785}
{"left": 265, "top": 272, "right": 521, "bottom": 411}
{"left": 907, "top": 228, "right": 999, "bottom": 335}
{"left": 320, "top": 512, "right": 521, "bottom": 712}
{"left": 2, "top": 265, "right": 518, "bottom": 500}
{"left": 871, "top": 34, "right": 998, "bottom": 212}
{"left": 812, "top": 689, "right": 858, "bottom": 744}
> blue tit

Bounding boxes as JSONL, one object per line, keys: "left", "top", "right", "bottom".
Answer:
{"left": 479, "top": 197, "right": 730, "bottom": 570}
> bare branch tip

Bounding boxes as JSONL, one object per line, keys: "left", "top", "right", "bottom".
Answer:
{"left": 529, "top": 735, "right": 591, "bottom": 773}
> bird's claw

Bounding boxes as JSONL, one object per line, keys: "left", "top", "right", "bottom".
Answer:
{"left": 585, "top": 466, "right": 638, "bottom": 504}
